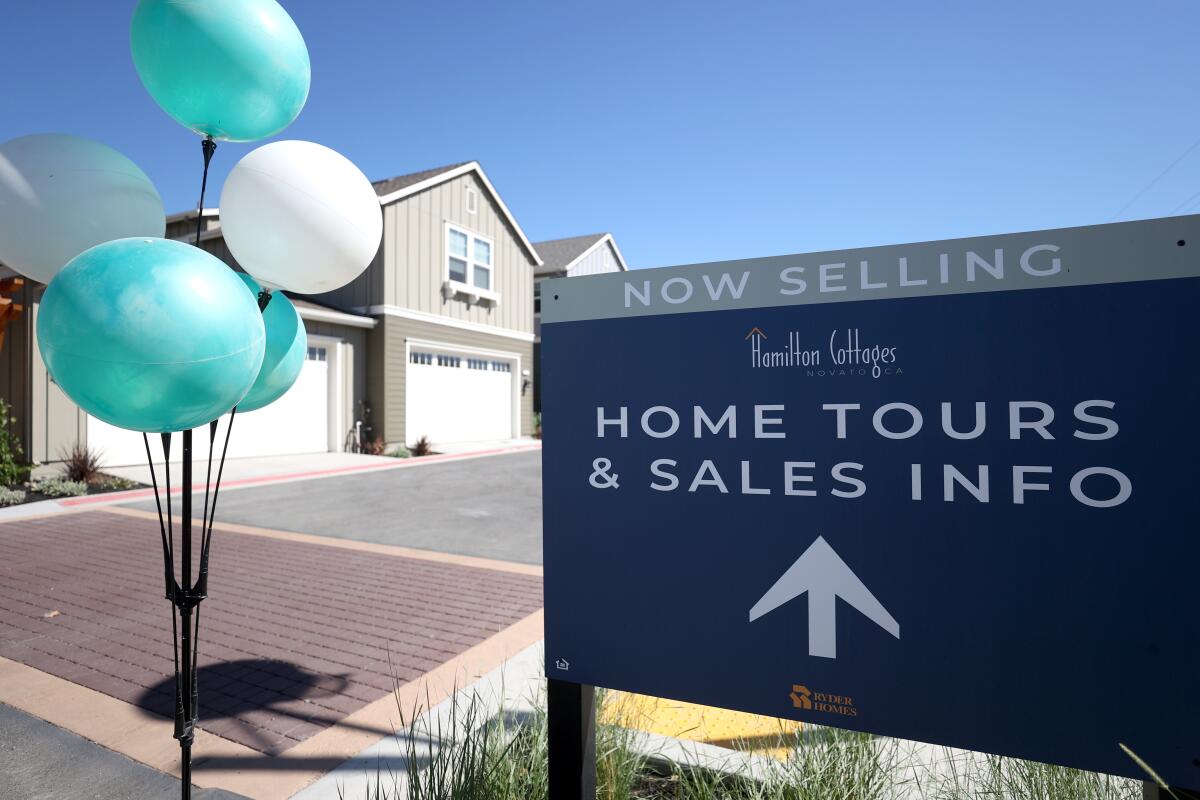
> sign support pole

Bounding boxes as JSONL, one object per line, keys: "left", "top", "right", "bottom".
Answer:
{"left": 547, "top": 678, "right": 596, "bottom": 800}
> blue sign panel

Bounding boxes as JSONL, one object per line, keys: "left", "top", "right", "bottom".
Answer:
{"left": 541, "top": 217, "right": 1200, "bottom": 788}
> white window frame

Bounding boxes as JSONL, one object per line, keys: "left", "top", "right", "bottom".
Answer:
{"left": 444, "top": 222, "right": 500, "bottom": 304}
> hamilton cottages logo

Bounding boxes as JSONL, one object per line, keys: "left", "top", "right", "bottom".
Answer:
{"left": 746, "top": 327, "right": 902, "bottom": 379}
{"left": 790, "top": 683, "right": 858, "bottom": 717}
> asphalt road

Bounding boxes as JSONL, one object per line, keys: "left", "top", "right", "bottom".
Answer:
{"left": 127, "top": 450, "right": 543, "bottom": 564}
{"left": 0, "top": 703, "right": 247, "bottom": 800}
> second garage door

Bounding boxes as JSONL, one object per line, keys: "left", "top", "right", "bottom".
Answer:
{"left": 88, "top": 338, "right": 338, "bottom": 467}
{"left": 405, "top": 344, "right": 515, "bottom": 447}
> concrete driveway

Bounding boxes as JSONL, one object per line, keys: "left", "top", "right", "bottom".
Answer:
{"left": 126, "top": 449, "right": 543, "bottom": 565}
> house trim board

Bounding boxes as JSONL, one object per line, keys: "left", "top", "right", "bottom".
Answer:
{"left": 363, "top": 304, "right": 535, "bottom": 343}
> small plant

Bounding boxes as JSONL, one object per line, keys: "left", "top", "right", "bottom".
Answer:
{"left": 366, "top": 436, "right": 388, "bottom": 456}
{"left": 387, "top": 446, "right": 410, "bottom": 458}
{"left": 60, "top": 443, "right": 103, "bottom": 484}
{"left": 411, "top": 435, "right": 433, "bottom": 457}
{"left": 31, "top": 477, "right": 88, "bottom": 498}
{"left": 0, "top": 399, "right": 28, "bottom": 486}
{"left": 0, "top": 487, "right": 26, "bottom": 507}
{"left": 98, "top": 475, "right": 138, "bottom": 491}
{"left": 533, "top": 412, "right": 542, "bottom": 439}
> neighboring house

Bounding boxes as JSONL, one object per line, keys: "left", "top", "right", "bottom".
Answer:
{"left": 530, "top": 233, "right": 628, "bottom": 411}
{"left": 0, "top": 160, "right": 543, "bottom": 465}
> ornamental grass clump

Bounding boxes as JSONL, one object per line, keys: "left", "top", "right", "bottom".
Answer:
{"left": 349, "top": 678, "right": 1140, "bottom": 800}
{"left": 60, "top": 443, "right": 103, "bottom": 484}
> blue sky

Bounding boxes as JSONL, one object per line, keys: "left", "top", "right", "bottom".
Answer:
{"left": 3, "top": 1, "right": 1199, "bottom": 269}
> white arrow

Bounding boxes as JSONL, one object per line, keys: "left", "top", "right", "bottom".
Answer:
{"left": 748, "top": 536, "right": 900, "bottom": 659}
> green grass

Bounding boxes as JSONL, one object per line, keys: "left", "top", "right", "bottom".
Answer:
{"left": 343, "top": 684, "right": 1141, "bottom": 800}
{"left": 929, "top": 751, "right": 1141, "bottom": 800}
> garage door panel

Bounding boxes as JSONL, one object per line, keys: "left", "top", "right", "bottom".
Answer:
{"left": 88, "top": 343, "right": 334, "bottom": 467}
{"left": 222, "top": 358, "right": 328, "bottom": 459}
{"left": 405, "top": 351, "right": 513, "bottom": 447}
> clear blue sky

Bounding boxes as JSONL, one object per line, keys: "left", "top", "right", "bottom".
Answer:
{"left": 4, "top": 1, "right": 1199, "bottom": 269}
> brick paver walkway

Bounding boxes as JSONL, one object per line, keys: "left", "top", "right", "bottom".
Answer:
{"left": 0, "top": 510, "right": 542, "bottom": 755}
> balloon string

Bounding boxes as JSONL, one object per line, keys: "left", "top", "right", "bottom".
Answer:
{"left": 193, "top": 136, "right": 217, "bottom": 249}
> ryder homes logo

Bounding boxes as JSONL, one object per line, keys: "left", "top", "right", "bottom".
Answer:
{"left": 790, "top": 684, "right": 858, "bottom": 717}
{"left": 746, "top": 327, "right": 902, "bottom": 379}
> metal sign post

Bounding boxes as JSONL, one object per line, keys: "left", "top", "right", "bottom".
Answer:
{"left": 547, "top": 678, "right": 596, "bottom": 799}
{"left": 541, "top": 215, "right": 1200, "bottom": 793}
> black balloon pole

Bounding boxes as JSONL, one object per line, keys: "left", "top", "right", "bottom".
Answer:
{"left": 140, "top": 134, "right": 242, "bottom": 800}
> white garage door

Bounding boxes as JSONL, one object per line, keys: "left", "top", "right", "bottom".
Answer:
{"left": 88, "top": 340, "right": 336, "bottom": 467}
{"left": 405, "top": 346, "right": 515, "bottom": 447}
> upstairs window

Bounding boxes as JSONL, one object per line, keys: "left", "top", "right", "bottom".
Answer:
{"left": 448, "top": 229, "right": 469, "bottom": 283}
{"left": 446, "top": 224, "right": 494, "bottom": 292}
{"left": 473, "top": 238, "right": 491, "bottom": 290}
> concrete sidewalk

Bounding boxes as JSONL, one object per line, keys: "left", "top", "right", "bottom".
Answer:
{"left": 102, "top": 451, "right": 398, "bottom": 487}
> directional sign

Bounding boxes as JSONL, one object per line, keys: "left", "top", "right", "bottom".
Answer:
{"left": 748, "top": 536, "right": 900, "bottom": 658}
{"left": 541, "top": 216, "right": 1200, "bottom": 789}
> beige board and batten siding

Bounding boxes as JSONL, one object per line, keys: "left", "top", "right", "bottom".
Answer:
{"left": 325, "top": 171, "right": 536, "bottom": 334}
{"left": 371, "top": 314, "right": 533, "bottom": 446}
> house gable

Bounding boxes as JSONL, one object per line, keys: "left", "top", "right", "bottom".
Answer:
{"left": 566, "top": 236, "right": 627, "bottom": 278}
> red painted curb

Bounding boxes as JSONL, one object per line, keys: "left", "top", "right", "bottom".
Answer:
{"left": 59, "top": 444, "right": 542, "bottom": 507}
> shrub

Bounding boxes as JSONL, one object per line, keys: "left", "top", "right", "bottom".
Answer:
{"left": 366, "top": 436, "right": 388, "bottom": 456}
{"left": 0, "top": 399, "right": 27, "bottom": 486}
{"left": 98, "top": 475, "right": 138, "bottom": 491}
{"left": 533, "top": 412, "right": 542, "bottom": 439}
{"left": 31, "top": 477, "right": 87, "bottom": 498}
{"left": 411, "top": 435, "right": 433, "bottom": 457}
{"left": 60, "top": 443, "right": 103, "bottom": 484}
{"left": 0, "top": 487, "right": 26, "bottom": 507}
{"left": 387, "top": 446, "right": 411, "bottom": 458}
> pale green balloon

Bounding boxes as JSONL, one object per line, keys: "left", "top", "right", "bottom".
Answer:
{"left": 234, "top": 273, "right": 307, "bottom": 412}
{"left": 37, "top": 238, "right": 265, "bottom": 433}
{"left": 130, "top": 0, "right": 311, "bottom": 142}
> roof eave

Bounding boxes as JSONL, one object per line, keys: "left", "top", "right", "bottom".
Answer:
{"left": 375, "top": 162, "right": 544, "bottom": 267}
{"left": 166, "top": 207, "right": 219, "bottom": 224}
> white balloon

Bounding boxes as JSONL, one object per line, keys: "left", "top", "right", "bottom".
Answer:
{"left": 219, "top": 140, "right": 382, "bottom": 295}
{"left": 0, "top": 134, "right": 165, "bottom": 284}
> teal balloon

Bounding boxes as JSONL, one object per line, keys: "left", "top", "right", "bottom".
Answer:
{"left": 130, "top": 0, "right": 311, "bottom": 142}
{"left": 234, "top": 273, "right": 306, "bottom": 412}
{"left": 37, "top": 238, "right": 265, "bottom": 433}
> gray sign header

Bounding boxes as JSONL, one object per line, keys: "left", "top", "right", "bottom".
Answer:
{"left": 541, "top": 215, "right": 1199, "bottom": 324}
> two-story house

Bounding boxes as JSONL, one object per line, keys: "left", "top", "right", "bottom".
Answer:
{"left": 331, "top": 161, "right": 541, "bottom": 448}
{"left": 0, "top": 161, "right": 543, "bottom": 464}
